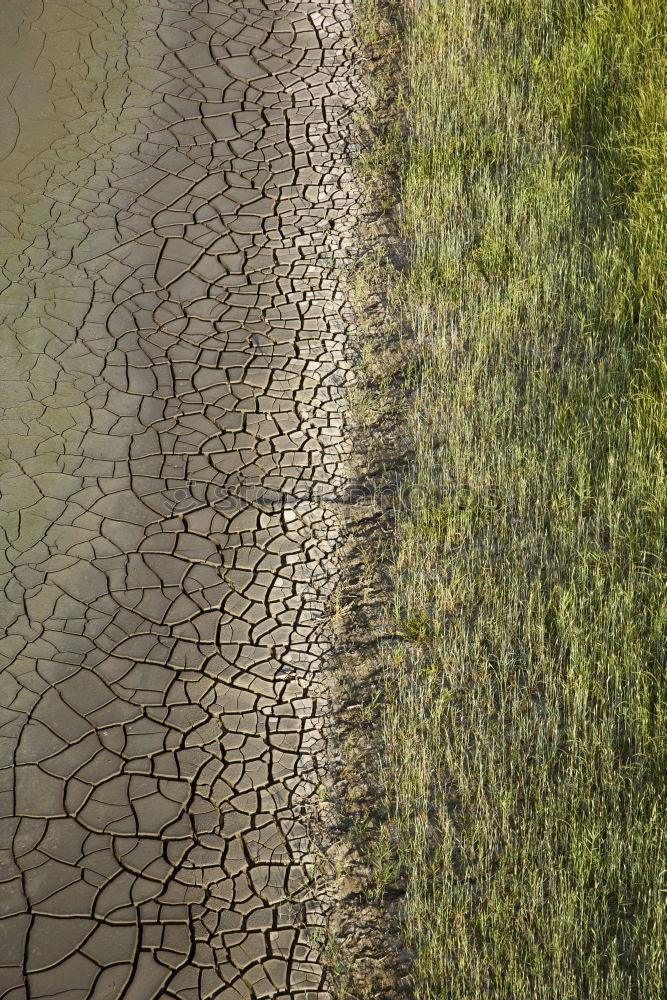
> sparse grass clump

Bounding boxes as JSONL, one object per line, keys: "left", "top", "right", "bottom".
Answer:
{"left": 362, "top": 0, "right": 666, "bottom": 996}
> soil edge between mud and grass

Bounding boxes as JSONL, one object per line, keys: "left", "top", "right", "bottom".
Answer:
{"left": 317, "top": 4, "right": 416, "bottom": 998}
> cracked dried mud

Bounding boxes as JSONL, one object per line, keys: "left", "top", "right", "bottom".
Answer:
{"left": 0, "top": 2, "right": 362, "bottom": 997}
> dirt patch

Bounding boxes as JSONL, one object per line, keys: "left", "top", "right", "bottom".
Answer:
{"left": 315, "top": 5, "right": 417, "bottom": 997}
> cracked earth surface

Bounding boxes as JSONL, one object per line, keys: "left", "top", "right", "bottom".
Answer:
{"left": 0, "top": 2, "right": 361, "bottom": 997}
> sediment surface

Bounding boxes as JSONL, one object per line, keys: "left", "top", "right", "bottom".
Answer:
{"left": 0, "top": 2, "right": 359, "bottom": 996}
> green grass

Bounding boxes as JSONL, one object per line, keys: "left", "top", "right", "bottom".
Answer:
{"left": 357, "top": 1, "right": 666, "bottom": 996}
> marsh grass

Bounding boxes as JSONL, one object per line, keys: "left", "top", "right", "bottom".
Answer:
{"left": 356, "top": 0, "right": 667, "bottom": 996}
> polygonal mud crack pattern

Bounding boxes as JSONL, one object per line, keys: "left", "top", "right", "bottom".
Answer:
{"left": 0, "top": 2, "right": 360, "bottom": 997}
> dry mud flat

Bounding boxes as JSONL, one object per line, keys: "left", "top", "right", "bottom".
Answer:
{"left": 0, "top": 2, "right": 360, "bottom": 997}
